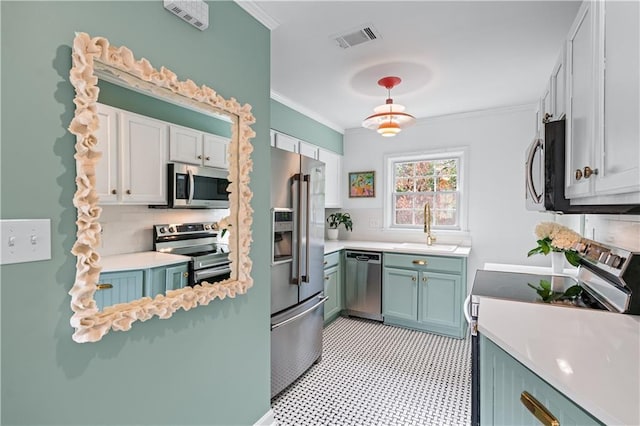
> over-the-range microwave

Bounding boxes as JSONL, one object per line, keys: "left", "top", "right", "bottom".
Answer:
{"left": 525, "top": 119, "right": 639, "bottom": 214}
{"left": 167, "top": 162, "right": 229, "bottom": 209}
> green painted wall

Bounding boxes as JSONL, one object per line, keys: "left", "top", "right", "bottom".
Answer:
{"left": 0, "top": 2, "right": 271, "bottom": 425}
{"left": 271, "top": 99, "right": 343, "bottom": 154}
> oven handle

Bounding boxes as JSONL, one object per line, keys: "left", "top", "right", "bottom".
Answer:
{"left": 271, "top": 295, "right": 328, "bottom": 330}
{"left": 463, "top": 293, "right": 472, "bottom": 325}
{"left": 187, "top": 168, "right": 195, "bottom": 205}
{"left": 526, "top": 138, "right": 543, "bottom": 203}
{"left": 194, "top": 264, "right": 231, "bottom": 281}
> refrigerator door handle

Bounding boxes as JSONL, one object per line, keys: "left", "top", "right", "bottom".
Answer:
{"left": 291, "top": 173, "right": 302, "bottom": 285}
{"left": 301, "top": 174, "right": 311, "bottom": 283}
{"left": 271, "top": 295, "right": 328, "bottom": 330}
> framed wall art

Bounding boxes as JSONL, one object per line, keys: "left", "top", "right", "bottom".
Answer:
{"left": 348, "top": 171, "right": 375, "bottom": 198}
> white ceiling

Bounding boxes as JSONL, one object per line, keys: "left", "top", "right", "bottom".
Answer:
{"left": 237, "top": 1, "right": 582, "bottom": 133}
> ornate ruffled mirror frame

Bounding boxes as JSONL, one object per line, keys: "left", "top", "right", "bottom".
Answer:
{"left": 68, "top": 32, "right": 255, "bottom": 343}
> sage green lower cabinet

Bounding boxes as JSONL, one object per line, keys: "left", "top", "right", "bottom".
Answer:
{"left": 145, "top": 262, "right": 190, "bottom": 298}
{"left": 323, "top": 251, "right": 343, "bottom": 324}
{"left": 480, "top": 335, "right": 602, "bottom": 425}
{"left": 95, "top": 270, "right": 144, "bottom": 310}
{"left": 382, "top": 253, "right": 466, "bottom": 338}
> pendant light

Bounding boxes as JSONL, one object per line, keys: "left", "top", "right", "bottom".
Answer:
{"left": 362, "top": 76, "right": 416, "bottom": 137}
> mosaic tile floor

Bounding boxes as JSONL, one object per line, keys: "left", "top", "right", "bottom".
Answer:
{"left": 271, "top": 316, "right": 471, "bottom": 426}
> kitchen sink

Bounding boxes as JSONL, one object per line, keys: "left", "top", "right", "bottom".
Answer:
{"left": 392, "top": 243, "right": 458, "bottom": 252}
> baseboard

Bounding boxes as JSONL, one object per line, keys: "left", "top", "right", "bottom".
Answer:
{"left": 254, "top": 408, "right": 276, "bottom": 426}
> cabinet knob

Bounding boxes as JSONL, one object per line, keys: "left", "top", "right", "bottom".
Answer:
{"left": 126, "top": 189, "right": 132, "bottom": 195}
{"left": 422, "top": 276, "right": 428, "bottom": 282}
{"left": 583, "top": 166, "right": 598, "bottom": 179}
{"left": 96, "top": 283, "right": 113, "bottom": 290}
{"left": 323, "top": 261, "right": 328, "bottom": 265}
{"left": 411, "top": 276, "right": 417, "bottom": 282}
{"left": 197, "top": 155, "right": 203, "bottom": 160}
{"left": 205, "top": 156, "right": 211, "bottom": 161}
{"left": 183, "top": 272, "right": 189, "bottom": 278}
{"left": 324, "top": 276, "right": 330, "bottom": 280}
{"left": 575, "top": 169, "right": 583, "bottom": 181}
{"left": 412, "top": 260, "right": 427, "bottom": 266}
{"left": 111, "top": 189, "right": 117, "bottom": 195}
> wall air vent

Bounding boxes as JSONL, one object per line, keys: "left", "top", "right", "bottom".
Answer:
{"left": 332, "top": 24, "right": 381, "bottom": 49}
{"left": 163, "top": 0, "right": 209, "bottom": 31}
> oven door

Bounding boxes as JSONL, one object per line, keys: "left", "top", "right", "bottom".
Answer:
{"left": 169, "top": 162, "right": 230, "bottom": 208}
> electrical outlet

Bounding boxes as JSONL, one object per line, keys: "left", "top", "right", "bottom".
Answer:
{"left": 0, "top": 219, "right": 51, "bottom": 265}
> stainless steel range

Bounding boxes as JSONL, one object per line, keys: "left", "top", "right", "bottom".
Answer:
{"left": 466, "top": 238, "right": 640, "bottom": 426}
{"left": 153, "top": 222, "right": 231, "bottom": 286}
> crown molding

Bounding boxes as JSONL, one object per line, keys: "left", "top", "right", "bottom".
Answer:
{"left": 271, "top": 90, "right": 345, "bottom": 134}
{"left": 234, "top": 1, "right": 280, "bottom": 30}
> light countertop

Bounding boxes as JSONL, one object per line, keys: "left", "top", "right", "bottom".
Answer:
{"left": 100, "top": 252, "right": 191, "bottom": 273}
{"left": 478, "top": 294, "right": 640, "bottom": 426}
{"left": 324, "top": 240, "right": 471, "bottom": 257}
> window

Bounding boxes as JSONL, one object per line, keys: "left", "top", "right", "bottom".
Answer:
{"left": 385, "top": 149, "right": 467, "bottom": 231}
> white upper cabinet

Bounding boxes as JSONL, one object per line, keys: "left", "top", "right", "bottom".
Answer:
{"left": 550, "top": 44, "right": 566, "bottom": 120}
{"left": 120, "top": 111, "right": 168, "bottom": 204}
{"left": 593, "top": 0, "right": 639, "bottom": 198}
{"left": 95, "top": 103, "right": 119, "bottom": 203}
{"left": 202, "top": 133, "right": 229, "bottom": 169}
{"left": 169, "top": 125, "right": 229, "bottom": 169}
{"left": 273, "top": 131, "right": 319, "bottom": 159}
{"left": 318, "top": 148, "right": 342, "bottom": 208}
{"left": 95, "top": 103, "right": 168, "bottom": 205}
{"left": 566, "top": 0, "right": 596, "bottom": 199}
{"left": 565, "top": 0, "right": 639, "bottom": 203}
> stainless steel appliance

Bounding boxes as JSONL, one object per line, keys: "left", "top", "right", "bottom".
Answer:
{"left": 168, "top": 162, "right": 230, "bottom": 209}
{"left": 345, "top": 250, "right": 383, "bottom": 321}
{"left": 270, "top": 146, "right": 326, "bottom": 398}
{"left": 465, "top": 238, "right": 640, "bottom": 426}
{"left": 153, "top": 222, "right": 231, "bottom": 286}
{"left": 525, "top": 119, "right": 639, "bottom": 214}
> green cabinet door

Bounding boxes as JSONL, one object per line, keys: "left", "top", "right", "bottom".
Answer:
{"left": 323, "top": 264, "right": 341, "bottom": 323}
{"left": 95, "top": 270, "right": 144, "bottom": 310}
{"left": 165, "top": 263, "right": 189, "bottom": 291}
{"left": 480, "top": 335, "right": 602, "bottom": 426}
{"left": 418, "top": 271, "right": 463, "bottom": 337}
{"left": 382, "top": 267, "right": 418, "bottom": 322}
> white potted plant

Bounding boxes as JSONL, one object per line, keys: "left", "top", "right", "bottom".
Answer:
{"left": 326, "top": 212, "right": 353, "bottom": 240}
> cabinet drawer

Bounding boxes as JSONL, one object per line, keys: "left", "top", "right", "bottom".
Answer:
{"left": 324, "top": 251, "right": 341, "bottom": 269}
{"left": 384, "top": 253, "right": 462, "bottom": 273}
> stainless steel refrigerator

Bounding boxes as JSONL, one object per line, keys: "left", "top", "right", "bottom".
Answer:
{"left": 270, "top": 146, "right": 326, "bottom": 398}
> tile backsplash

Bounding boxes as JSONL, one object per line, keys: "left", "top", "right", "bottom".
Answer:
{"left": 584, "top": 214, "right": 640, "bottom": 251}
{"left": 99, "top": 205, "right": 229, "bottom": 256}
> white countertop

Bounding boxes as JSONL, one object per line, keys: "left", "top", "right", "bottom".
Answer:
{"left": 479, "top": 297, "right": 640, "bottom": 426}
{"left": 100, "top": 252, "right": 191, "bottom": 272}
{"left": 324, "top": 240, "right": 471, "bottom": 257}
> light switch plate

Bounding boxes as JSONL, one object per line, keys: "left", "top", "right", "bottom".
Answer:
{"left": 0, "top": 219, "right": 52, "bottom": 265}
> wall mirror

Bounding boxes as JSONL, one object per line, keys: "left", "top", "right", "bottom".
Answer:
{"left": 68, "top": 32, "right": 255, "bottom": 343}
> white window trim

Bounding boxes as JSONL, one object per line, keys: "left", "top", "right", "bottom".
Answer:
{"left": 383, "top": 147, "right": 469, "bottom": 233}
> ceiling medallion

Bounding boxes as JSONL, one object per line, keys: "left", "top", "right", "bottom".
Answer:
{"left": 362, "top": 76, "right": 416, "bottom": 137}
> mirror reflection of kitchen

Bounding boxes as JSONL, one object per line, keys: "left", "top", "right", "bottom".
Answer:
{"left": 93, "top": 79, "right": 235, "bottom": 311}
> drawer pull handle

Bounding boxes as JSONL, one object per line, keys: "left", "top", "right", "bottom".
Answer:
{"left": 96, "top": 283, "right": 113, "bottom": 290}
{"left": 412, "top": 260, "right": 427, "bottom": 265}
{"left": 520, "top": 391, "right": 559, "bottom": 426}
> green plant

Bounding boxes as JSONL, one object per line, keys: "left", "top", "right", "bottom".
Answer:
{"left": 326, "top": 212, "right": 353, "bottom": 231}
{"left": 527, "top": 222, "right": 581, "bottom": 267}
{"left": 527, "top": 279, "right": 583, "bottom": 303}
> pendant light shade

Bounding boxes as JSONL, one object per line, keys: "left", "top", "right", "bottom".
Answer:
{"left": 362, "top": 76, "right": 416, "bottom": 137}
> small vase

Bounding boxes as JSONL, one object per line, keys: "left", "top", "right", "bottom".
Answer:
{"left": 551, "top": 251, "right": 564, "bottom": 274}
{"left": 327, "top": 228, "right": 339, "bottom": 241}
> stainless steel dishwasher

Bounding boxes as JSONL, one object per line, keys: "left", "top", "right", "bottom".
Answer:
{"left": 345, "top": 250, "right": 382, "bottom": 321}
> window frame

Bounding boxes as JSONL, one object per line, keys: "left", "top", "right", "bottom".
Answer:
{"left": 383, "top": 147, "right": 469, "bottom": 233}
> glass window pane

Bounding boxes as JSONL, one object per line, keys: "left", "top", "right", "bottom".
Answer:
{"left": 415, "top": 177, "right": 434, "bottom": 192}
{"left": 395, "top": 162, "right": 414, "bottom": 177}
{"left": 415, "top": 161, "right": 434, "bottom": 176}
{"left": 435, "top": 192, "right": 457, "bottom": 210}
{"left": 437, "top": 175, "right": 457, "bottom": 191}
{"left": 414, "top": 193, "right": 434, "bottom": 207}
{"left": 435, "top": 210, "right": 457, "bottom": 226}
{"left": 395, "top": 194, "right": 412, "bottom": 209}
{"left": 395, "top": 210, "right": 413, "bottom": 225}
{"left": 395, "top": 178, "right": 414, "bottom": 192}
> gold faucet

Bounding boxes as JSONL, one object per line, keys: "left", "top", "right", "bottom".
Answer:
{"left": 424, "top": 202, "right": 436, "bottom": 246}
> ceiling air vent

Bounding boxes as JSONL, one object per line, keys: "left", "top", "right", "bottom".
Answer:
{"left": 163, "top": 0, "right": 209, "bottom": 31}
{"left": 333, "top": 24, "right": 381, "bottom": 49}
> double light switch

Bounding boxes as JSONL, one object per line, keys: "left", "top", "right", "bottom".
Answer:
{"left": 0, "top": 219, "right": 52, "bottom": 265}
